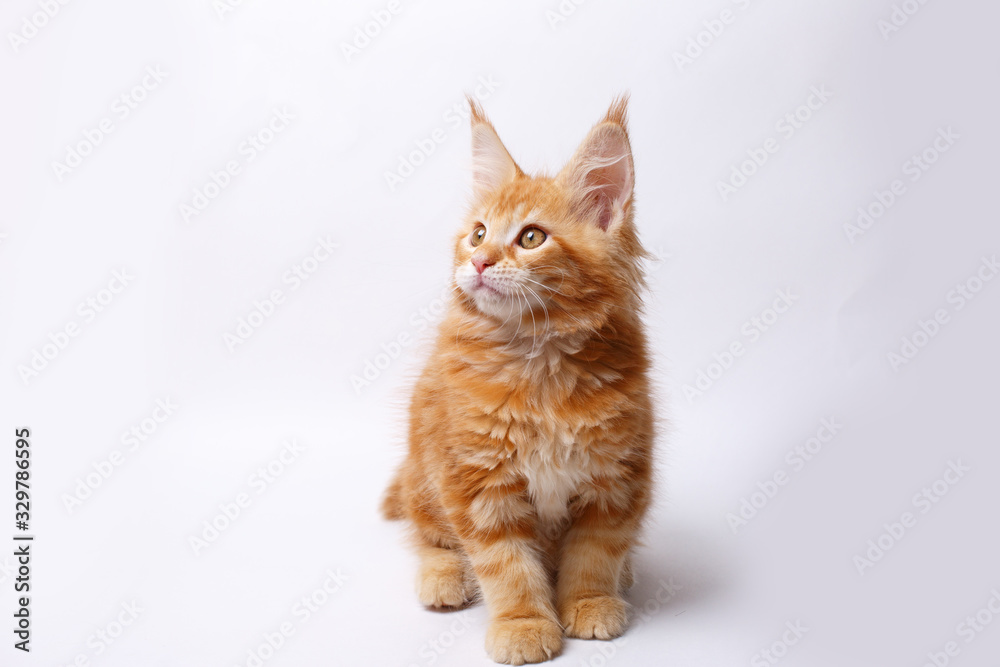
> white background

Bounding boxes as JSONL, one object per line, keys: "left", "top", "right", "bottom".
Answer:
{"left": 2, "top": 0, "right": 999, "bottom": 665}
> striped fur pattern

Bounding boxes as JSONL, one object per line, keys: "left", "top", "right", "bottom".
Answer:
{"left": 383, "top": 96, "right": 655, "bottom": 665}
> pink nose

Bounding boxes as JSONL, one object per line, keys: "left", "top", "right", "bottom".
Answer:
{"left": 472, "top": 256, "right": 494, "bottom": 274}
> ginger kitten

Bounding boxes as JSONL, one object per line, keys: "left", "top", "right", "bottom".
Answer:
{"left": 383, "top": 96, "right": 654, "bottom": 665}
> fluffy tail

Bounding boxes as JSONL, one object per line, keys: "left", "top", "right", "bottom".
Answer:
{"left": 380, "top": 475, "right": 405, "bottom": 520}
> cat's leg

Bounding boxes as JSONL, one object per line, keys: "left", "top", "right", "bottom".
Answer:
{"left": 415, "top": 541, "right": 478, "bottom": 608}
{"left": 443, "top": 462, "right": 562, "bottom": 665}
{"left": 380, "top": 473, "right": 405, "bottom": 520}
{"left": 409, "top": 498, "right": 479, "bottom": 609}
{"left": 556, "top": 463, "right": 650, "bottom": 640}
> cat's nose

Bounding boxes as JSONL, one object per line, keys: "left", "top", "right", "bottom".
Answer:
{"left": 472, "top": 256, "right": 494, "bottom": 274}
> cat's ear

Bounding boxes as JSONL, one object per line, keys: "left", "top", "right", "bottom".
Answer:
{"left": 468, "top": 97, "right": 521, "bottom": 195}
{"left": 558, "top": 95, "right": 634, "bottom": 231}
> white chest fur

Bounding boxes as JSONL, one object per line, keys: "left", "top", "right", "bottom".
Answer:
{"left": 518, "top": 437, "right": 592, "bottom": 534}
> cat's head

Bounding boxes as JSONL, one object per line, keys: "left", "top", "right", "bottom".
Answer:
{"left": 452, "top": 96, "right": 647, "bottom": 335}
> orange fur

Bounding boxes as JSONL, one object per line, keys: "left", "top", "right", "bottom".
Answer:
{"left": 384, "top": 95, "right": 655, "bottom": 665}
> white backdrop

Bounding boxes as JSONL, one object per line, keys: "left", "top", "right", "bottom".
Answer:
{"left": 3, "top": 0, "right": 999, "bottom": 665}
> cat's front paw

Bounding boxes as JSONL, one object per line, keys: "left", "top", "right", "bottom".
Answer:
{"left": 561, "top": 595, "right": 628, "bottom": 640}
{"left": 485, "top": 617, "right": 563, "bottom": 665}
{"left": 417, "top": 558, "right": 476, "bottom": 608}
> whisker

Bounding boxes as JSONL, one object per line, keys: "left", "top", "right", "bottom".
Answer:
{"left": 518, "top": 284, "right": 539, "bottom": 361}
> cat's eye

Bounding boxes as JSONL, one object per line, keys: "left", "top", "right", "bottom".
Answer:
{"left": 518, "top": 227, "right": 546, "bottom": 249}
{"left": 470, "top": 224, "right": 486, "bottom": 247}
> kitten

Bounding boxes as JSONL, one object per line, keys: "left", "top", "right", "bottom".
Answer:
{"left": 383, "top": 96, "right": 655, "bottom": 665}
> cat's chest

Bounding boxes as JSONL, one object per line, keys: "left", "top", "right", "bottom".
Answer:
{"left": 477, "top": 345, "right": 620, "bottom": 527}
{"left": 515, "top": 427, "right": 595, "bottom": 530}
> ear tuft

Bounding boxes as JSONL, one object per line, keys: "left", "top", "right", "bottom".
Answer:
{"left": 603, "top": 93, "right": 630, "bottom": 131}
{"left": 467, "top": 94, "right": 488, "bottom": 124}
{"left": 559, "top": 96, "right": 634, "bottom": 231}
{"left": 468, "top": 98, "right": 521, "bottom": 196}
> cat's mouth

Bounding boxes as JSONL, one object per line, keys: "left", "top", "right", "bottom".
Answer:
{"left": 473, "top": 275, "right": 504, "bottom": 297}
